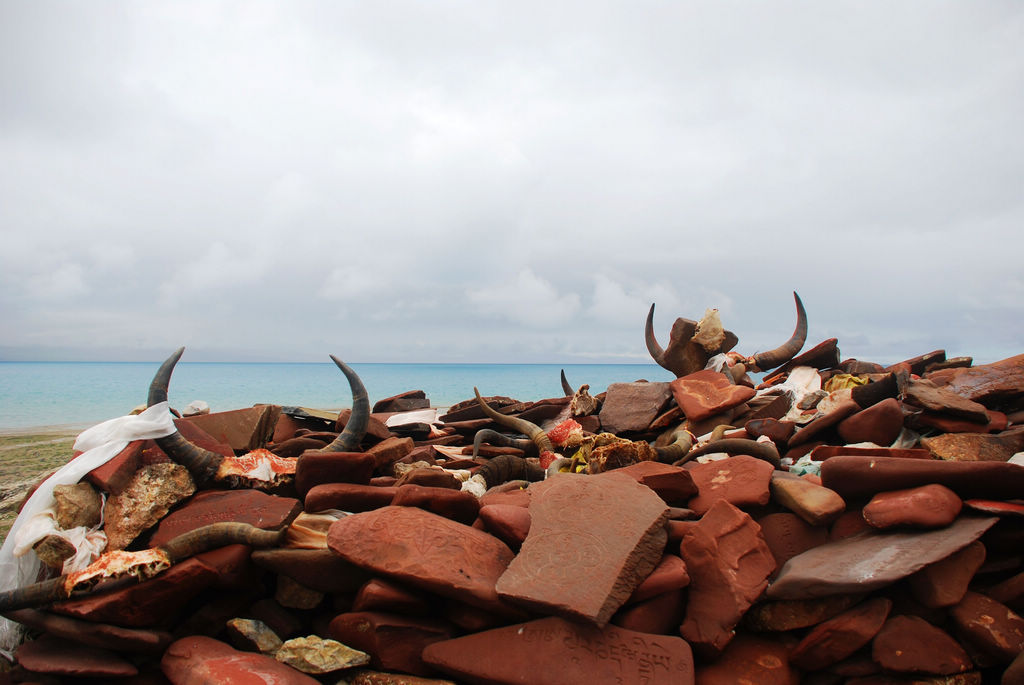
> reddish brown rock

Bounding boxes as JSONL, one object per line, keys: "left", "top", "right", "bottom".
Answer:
{"left": 391, "top": 484, "right": 480, "bottom": 525}
{"left": 837, "top": 397, "right": 904, "bottom": 446}
{"left": 767, "top": 515, "right": 998, "bottom": 600}
{"left": 828, "top": 509, "right": 873, "bottom": 541}
{"left": 1005, "top": 650, "right": 1024, "bottom": 685}
{"left": 367, "top": 436, "right": 415, "bottom": 469}
{"left": 949, "top": 591, "right": 1024, "bottom": 663}
{"left": 479, "top": 487, "right": 531, "bottom": 509}
{"left": 871, "top": 615, "right": 972, "bottom": 675}
{"left": 810, "top": 445, "right": 934, "bottom": 460}
{"left": 757, "top": 512, "right": 828, "bottom": 573}
{"left": 789, "top": 397, "right": 861, "bottom": 446}
{"left": 743, "top": 594, "right": 862, "bottom": 631}
{"left": 908, "top": 540, "right": 986, "bottom": 608}
{"left": 777, "top": 337, "right": 840, "bottom": 373}
{"left": 693, "top": 633, "right": 799, "bottom": 685}
{"left": 3, "top": 608, "right": 171, "bottom": 653}
{"left": 477, "top": 503, "right": 531, "bottom": 550}
{"left": 769, "top": 471, "right": 846, "bottom": 526}
{"left": 328, "top": 612, "right": 453, "bottom": 676}
{"left": 393, "top": 467, "right": 460, "bottom": 489}
{"left": 295, "top": 450, "right": 376, "bottom": 496}
{"left": 270, "top": 435, "right": 331, "bottom": 458}
{"left": 15, "top": 634, "right": 138, "bottom": 678}
{"left": 85, "top": 439, "right": 144, "bottom": 494}
{"left": 305, "top": 483, "right": 397, "bottom": 512}
{"left": 678, "top": 499, "right": 776, "bottom": 655}
{"left": 181, "top": 404, "right": 280, "bottom": 452}
{"left": 103, "top": 462, "right": 196, "bottom": 550}
{"left": 251, "top": 548, "right": 369, "bottom": 593}
{"left": 598, "top": 382, "right": 673, "bottom": 434}
{"left": 422, "top": 616, "right": 695, "bottom": 685}
{"left": 337, "top": 408, "right": 393, "bottom": 441}
{"left": 612, "top": 588, "right": 685, "bottom": 634}
{"left": 327, "top": 505, "right": 515, "bottom": 613}
{"left": 148, "top": 489, "right": 301, "bottom": 547}
{"left": 920, "top": 428, "right": 1024, "bottom": 462}
{"left": 627, "top": 553, "right": 690, "bottom": 604}
{"left": 985, "top": 570, "right": 1024, "bottom": 611}
{"left": 789, "top": 597, "right": 892, "bottom": 671}
{"left": 51, "top": 557, "right": 218, "bottom": 626}
{"left": 495, "top": 473, "right": 668, "bottom": 627}
{"left": 914, "top": 409, "right": 1008, "bottom": 434}
{"left": 373, "top": 390, "right": 429, "bottom": 413}
{"left": 926, "top": 353, "right": 1024, "bottom": 403}
{"left": 669, "top": 369, "right": 755, "bottom": 422}
{"left": 687, "top": 454, "right": 774, "bottom": 515}
{"left": 161, "top": 635, "right": 319, "bottom": 684}
{"left": 602, "top": 460, "right": 698, "bottom": 505}
{"left": 905, "top": 378, "right": 991, "bottom": 423}
{"left": 820, "top": 456, "right": 1024, "bottom": 500}
{"left": 862, "top": 483, "right": 963, "bottom": 529}
{"left": 353, "top": 579, "right": 431, "bottom": 616}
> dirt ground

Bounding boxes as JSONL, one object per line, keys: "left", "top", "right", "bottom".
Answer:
{"left": 0, "top": 429, "right": 79, "bottom": 545}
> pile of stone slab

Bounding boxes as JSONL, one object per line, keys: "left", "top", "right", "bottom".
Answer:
{"left": 3, "top": 351, "right": 1024, "bottom": 684}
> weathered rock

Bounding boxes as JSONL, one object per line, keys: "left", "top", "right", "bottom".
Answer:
{"left": 769, "top": 472, "right": 845, "bottom": 526}
{"left": 985, "top": 570, "right": 1024, "bottom": 612}
{"left": 422, "top": 616, "right": 695, "bottom": 685}
{"left": 4, "top": 608, "right": 171, "bottom": 653}
{"left": 872, "top": 615, "right": 972, "bottom": 675}
{"left": 161, "top": 635, "right": 319, "bottom": 684}
{"left": 925, "top": 353, "right": 1024, "bottom": 404}
{"left": 51, "top": 557, "right": 218, "bottom": 626}
{"left": 32, "top": 534, "right": 76, "bottom": 569}
{"left": 52, "top": 482, "right": 103, "bottom": 529}
{"left": 180, "top": 404, "right": 280, "bottom": 452}
{"left": 788, "top": 597, "right": 891, "bottom": 670}
{"left": 949, "top": 591, "right": 1024, "bottom": 663}
{"left": 909, "top": 540, "right": 986, "bottom": 608}
{"left": 295, "top": 451, "right": 377, "bottom": 496}
{"left": 305, "top": 483, "right": 397, "bottom": 512}
{"left": 225, "top": 617, "right": 283, "bottom": 654}
{"left": 271, "top": 435, "right": 331, "bottom": 458}
{"left": 670, "top": 369, "right": 755, "bottom": 422}
{"left": 353, "top": 579, "right": 432, "bottom": 616}
{"left": 687, "top": 454, "right": 774, "bottom": 515}
{"left": 767, "top": 515, "right": 998, "bottom": 600}
{"left": 85, "top": 439, "right": 144, "bottom": 494}
{"left": 612, "top": 588, "right": 685, "bottom": 635}
{"left": 588, "top": 439, "right": 659, "bottom": 473}
{"left": 367, "top": 436, "right": 415, "bottom": 469}
{"left": 15, "top": 633, "right": 138, "bottom": 678}
{"left": 743, "top": 594, "right": 862, "bottom": 631}
{"left": 602, "top": 460, "right": 698, "bottom": 505}
{"left": 148, "top": 488, "right": 300, "bottom": 547}
{"left": 251, "top": 547, "right": 369, "bottom": 593}
{"left": 495, "top": 472, "right": 669, "bottom": 627}
{"left": 328, "top": 612, "right": 453, "bottom": 676}
{"left": 275, "top": 635, "right": 370, "bottom": 674}
{"left": 862, "top": 483, "right": 963, "bottom": 529}
{"left": 837, "top": 397, "right": 904, "bottom": 446}
{"left": 789, "top": 397, "right": 860, "bottom": 446}
{"left": 391, "top": 484, "right": 480, "bottom": 525}
{"left": 598, "top": 382, "right": 673, "bottom": 434}
{"left": 920, "top": 428, "right": 1024, "bottom": 462}
{"left": 101, "top": 462, "right": 196, "bottom": 551}
{"left": 477, "top": 503, "right": 531, "bottom": 549}
{"left": 905, "top": 378, "right": 991, "bottom": 422}
{"left": 820, "top": 456, "right": 1024, "bottom": 500}
{"left": 275, "top": 574, "right": 324, "bottom": 610}
{"left": 393, "top": 467, "right": 460, "bottom": 489}
{"left": 345, "top": 672, "right": 458, "bottom": 685}
{"left": 693, "top": 632, "right": 799, "bottom": 685}
{"left": 626, "top": 553, "right": 690, "bottom": 604}
{"left": 678, "top": 499, "right": 776, "bottom": 655}
{"left": 914, "top": 409, "right": 1009, "bottom": 434}
{"left": 374, "top": 390, "right": 429, "bottom": 413}
{"left": 327, "top": 505, "right": 516, "bottom": 613}
{"left": 756, "top": 512, "right": 828, "bottom": 573}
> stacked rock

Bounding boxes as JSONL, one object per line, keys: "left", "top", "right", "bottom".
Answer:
{"left": 2, "top": 350, "right": 1024, "bottom": 684}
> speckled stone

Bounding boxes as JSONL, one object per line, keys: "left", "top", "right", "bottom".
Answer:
{"left": 103, "top": 462, "right": 195, "bottom": 550}
{"left": 949, "top": 591, "right": 1024, "bottom": 664}
{"left": 275, "top": 635, "right": 371, "bottom": 674}
{"left": 161, "top": 635, "right": 319, "bottom": 684}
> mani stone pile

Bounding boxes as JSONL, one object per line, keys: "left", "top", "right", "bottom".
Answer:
{"left": 3, "top": 347, "right": 1024, "bottom": 684}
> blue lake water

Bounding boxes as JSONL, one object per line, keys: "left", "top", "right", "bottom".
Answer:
{"left": 0, "top": 361, "right": 673, "bottom": 431}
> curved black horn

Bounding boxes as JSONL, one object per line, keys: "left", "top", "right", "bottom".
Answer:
{"left": 161, "top": 522, "right": 286, "bottom": 563}
{"left": 675, "top": 438, "right": 781, "bottom": 469}
{"left": 319, "top": 356, "right": 369, "bottom": 453}
{"left": 750, "top": 292, "right": 808, "bottom": 372}
{"left": 147, "top": 347, "right": 223, "bottom": 485}
{"left": 476, "top": 454, "right": 544, "bottom": 489}
{"left": 474, "top": 388, "right": 553, "bottom": 454}
{"left": 654, "top": 428, "right": 695, "bottom": 464}
{"left": 560, "top": 369, "right": 573, "bottom": 397}
{"left": 645, "top": 303, "right": 669, "bottom": 371}
{"left": 472, "top": 429, "right": 532, "bottom": 459}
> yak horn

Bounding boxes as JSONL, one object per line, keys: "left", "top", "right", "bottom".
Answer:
{"left": 161, "top": 522, "right": 285, "bottom": 562}
{"left": 472, "top": 429, "right": 532, "bottom": 459}
{"left": 147, "top": 347, "right": 223, "bottom": 486}
{"left": 560, "top": 369, "right": 573, "bottom": 396}
{"left": 655, "top": 429, "right": 695, "bottom": 464}
{"left": 749, "top": 292, "right": 808, "bottom": 372}
{"left": 319, "top": 356, "right": 370, "bottom": 453}
{"left": 644, "top": 303, "right": 669, "bottom": 371}
{"left": 476, "top": 454, "right": 544, "bottom": 489}
{"left": 676, "top": 438, "right": 781, "bottom": 469}
{"left": 474, "top": 388, "right": 553, "bottom": 454}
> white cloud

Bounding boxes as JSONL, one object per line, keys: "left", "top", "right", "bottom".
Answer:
{"left": 468, "top": 268, "right": 581, "bottom": 328}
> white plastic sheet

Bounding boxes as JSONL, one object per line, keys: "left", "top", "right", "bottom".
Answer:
{"left": 0, "top": 402, "right": 176, "bottom": 656}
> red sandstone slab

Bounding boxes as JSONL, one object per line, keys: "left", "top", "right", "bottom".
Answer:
{"left": 422, "top": 616, "right": 695, "bottom": 685}
{"left": 495, "top": 472, "right": 669, "bottom": 627}
{"left": 353, "top": 578, "right": 432, "bottom": 616}
{"left": 180, "top": 405, "right": 280, "bottom": 452}
{"left": 837, "top": 397, "right": 904, "bottom": 446}
{"left": 161, "top": 635, "right": 319, "bottom": 684}
{"left": 612, "top": 588, "right": 685, "bottom": 635}
{"left": 964, "top": 498, "right": 1024, "bottom": 517}
{"left": 251, "top": 548, "right": 370, "bottom": 593}
{"left": 809, "top": 445, "right": 933, "bottom": 460}
{"left": 925, "top": 352, "right": 1024, "bottom": 403}
{"left": 920, "top": 428, "right": 1024, "bottom": 462}
{"left": 862, "top": 483, "right": 962, "bottom": 529}
{"left": 687, "top": 454, "right": 773, "bottom": 515}
{"left": 328, "top": 611, "right": 453, "bottom": 676}
{"left": 477, "top": 504, "right": 531, "bottom": 549}
{"left": 305, "top": 483, "right": 397, "bottom": 512}
{"left": 391, "top": 484, "right": 480, "bottom": 525}
{"left": 16, "top": 633, "right": 138, "bottom": 677}
{"left": 767, "top": 515, "right": 998, "bottom": 600}
{"left": 84, "top": 439, "right": 143, "bottom": 494}
{"left": 693, "top": 633, "right": 799, "bottom": 685}
{"left": 600, "top": 460, "right": 698, "bottom": 505}
{"left": 789, "top": 597, "right": 891, "bottom": 670}
{"left": 756, "top": 512, "right": 828, "bottom": 573}
{"left": 626, "top": 553, "right": 690, "bottom": 604}
{"left": 820, "top": 456, "right": 1024, "bottom": 500}
{"left": 949, "top": 591, "right": 1024, "bottom": 663}
{"left": 670, "top": 369, "right": 755, "bottom": 422}
{"left": 678, "top": 500, "right": 776, "bottom": 656}
{"left": 3, "top": 608, "right": 171, "bottom": 654}
{"left": 598, "top": 382, "right": 673, "bottom": 434}
{"left": 327, "top": 505, "right": 516, "bottom": 613}
{"left": 148, "top": 489, "right": 300, "bottom": 547}
{"left": 295, "top": 451, "right": 377, "bottom": 496}
{"left": 908, "top": 540, "right": 986, "bottom": 608}
{"left": 872, "top": 615, "right": 972, "bottom": 675}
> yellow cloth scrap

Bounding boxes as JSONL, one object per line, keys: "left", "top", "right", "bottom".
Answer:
{"left": 823, "top": 374, "right": 869, "bottom": 392}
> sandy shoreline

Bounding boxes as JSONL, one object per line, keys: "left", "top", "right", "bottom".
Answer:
{"left": 0, "top": 424, "right": 89, "bottom": 439}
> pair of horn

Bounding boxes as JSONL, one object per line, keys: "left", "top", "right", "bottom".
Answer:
{"left": 646, "top": 292, "right": 808, "bottom": 375}
{"left": 473, "top": 388, "right": 554, "bottom": 455}
{"left": 148, "top": 348, "right": 369, "bottom": 485}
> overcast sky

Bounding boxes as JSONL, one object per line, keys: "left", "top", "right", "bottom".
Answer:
{"left": 1, "top": 2, "right": 1021, "bottom": 365}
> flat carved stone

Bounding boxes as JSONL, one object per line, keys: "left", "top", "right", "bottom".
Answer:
{"left": 495, "top": 472, "right": 669, "bottom": 627}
